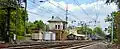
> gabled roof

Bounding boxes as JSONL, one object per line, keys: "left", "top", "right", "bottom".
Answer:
{"left": 48, "top": 17, "right": 65, "bottom": 22}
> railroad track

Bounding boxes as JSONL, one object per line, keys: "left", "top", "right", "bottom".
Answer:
{"left": 2, "top": 40, "right": 102, "bottom": 49}
{"left": 46, "top": 41, "right": 97, "bottom": 49}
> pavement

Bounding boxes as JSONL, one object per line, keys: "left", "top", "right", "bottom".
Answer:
{"left": 79, "top": 42, "right": 109, "bottom": 49}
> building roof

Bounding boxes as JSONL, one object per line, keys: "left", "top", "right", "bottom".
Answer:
{"left": 48, "top": 17, "right": 66, "bottom": 22}
{"left": 69, "top": 29, "right": 85, "bottom": 37}
{"left": 73, "top": 33, "right": 85, "bottom": 37}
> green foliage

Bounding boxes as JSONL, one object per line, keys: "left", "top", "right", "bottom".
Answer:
{"left": 0, "top": 8, "right": 28, "bottom": 41}
{"left": 0, "top": 9, "right": 7, "bottom": 41}
{"left": 105, "top": 15, "right": 112, "bottom": 22}
{"left": 0, "top": 0, "right": 28, "bottom": 41}
{"left": 27, "top": 20, "right": 46, "bottom": 34}
{"left": 76, "top": 27, "right": 92, "bottom": 34}
{"left": 93, "top": 27, "right": 105, "bottom": 37}
{"left": 106, "top": 0, "right": 120, "bottom": 9}
{"left": 33, "top": 20, "right": 45, "bottom": 30}
{"left": 17, "top": 36, "right": 25, "bottom": 40}
{"left": 114, "top": 11, "right": 120, "bottom": 43}
{"left": 114, "top": 39, "right": 119, "bottom": 43}
{"left": 105, "top": 12, "right": 118, "bottom": 39}
{"left": 86, "top": 27, "right": 92, "bottom": 34}
{"left": 105, "top": 11, "right": 120, "bottom": 43}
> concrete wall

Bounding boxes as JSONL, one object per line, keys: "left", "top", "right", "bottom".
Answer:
{"left": 31, "top": 32, "right": 43, "bottom": 40}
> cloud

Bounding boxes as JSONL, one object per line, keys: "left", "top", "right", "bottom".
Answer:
{"left": 27, "top": 0, "right": 117, "bottom": 29}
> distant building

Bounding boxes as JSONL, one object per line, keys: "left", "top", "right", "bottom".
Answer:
{"left": 48, "top": 16, "right": 68, "bottom": 40}
{"left": 48, "top": 16, "right": 67, "bottom": 30}
{"left": 31, "top": 28, "right": 43, "bottom": 41}
{"left": 67, "top": 27, "right": 85, "bottom": 40}
{"left": 69, "top": 29, "right": 85, "bottom": 36}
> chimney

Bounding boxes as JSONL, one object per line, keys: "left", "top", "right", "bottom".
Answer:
{"left": 52, "top": 16, "right": 54, "bottom": 19}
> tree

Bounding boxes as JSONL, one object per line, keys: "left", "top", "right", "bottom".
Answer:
{"left": 26, "top": 20, "right": 46, "bottom": 34}
{"left": 0, "top": 1, "right": 28, "bottom": 41}
{"left": 114, "top": 11, "right": 120, "bottom": 43}
{"left": 105, "top": 12, "right": 120, "bottom": 43}
{"left": 33, "top": 20, "right": 45, "bottom": 30}
{"left": 106, "top": 0, "right": 120, "bottom": 9}
{"left": 0, "top": 8, "right": 8, "bottom": 41}
{"left": 106, "top": 0, "right": 120, "bottom": 43}
{"left": 93, "top": 27, "right": 105, "bottom": 37}
{"left": 26, "top": 22, "right": 34, "bottom": 34}
{"left": 76, "top": 27, "right": 92, "bottom": 35}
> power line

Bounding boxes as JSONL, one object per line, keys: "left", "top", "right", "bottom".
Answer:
{"left": 73, "top": 0, "right": 95, "bottom": 21}
{"left": 28, "top": 10, "right": 45, "bottom": 17}
{"left": 57, "top": 1, "right": 80, "bottom": 20}
{"left": 28, "top": 0, "right": 63, "bottom": 17}
{"left": 48, "top": 1, "right": 66, "bottom": 11}
{"left": 28, "top": 0, "right": 74, "bottom": 21}
{"left": 48, "top": 1, "right": 80, "bottom": 20}
{"left": 92, "top": 0, "right": 103, "bottom": 26}
{"left": 93, "top": 0, "right": 100, "bottom": 24}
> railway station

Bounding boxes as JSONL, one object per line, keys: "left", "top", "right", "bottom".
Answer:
{"left": 0, "top": 0, "right": 119, "bottom": 49}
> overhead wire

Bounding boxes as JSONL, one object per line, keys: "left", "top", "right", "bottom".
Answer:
{"left": 28, "top": 0, "right": 75, "bottom": 21}
{"left": 48, "top": 0, "right": 80, "bottom": 20}
{"left": 73, "top": 0, "right": 95, "bottom": 21}
{"left": 28, "top": 0, "right": 65, "bottom": 18}
{"left": 28, "top": 0, "right": 104, "bottom": 27}
{"left": 57, "top": 1, "right": 80, "bottom": 20}
{"left": 74, "top": 0, "right": 103, "bottom": 27}
{"left": 93, "top": 0, "right": 104, "bottom": 26}
{"left": 27, "top": 1, "right": 51, "bottom": 17}
{"left": 92, "top": 0, "right": 99, "bottom": 26}
{"left": 90, "top": 0, "right": 98, "bottom": 27}
{"left": 28, "top": 10, "right": 45, "bottom": 17}
{"left": 93, "top": 0, "right": 98, "bottom": 21}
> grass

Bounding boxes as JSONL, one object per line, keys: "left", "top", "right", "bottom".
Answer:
{"left": 17, "top": 36, "right": 25, "bottom": 40}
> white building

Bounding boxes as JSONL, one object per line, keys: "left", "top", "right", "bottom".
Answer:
{"left": 48, "top": 16, "right": 67, "bottom": 30}
{"left": 47, "top": 16, "right": 68, "bottom": 40}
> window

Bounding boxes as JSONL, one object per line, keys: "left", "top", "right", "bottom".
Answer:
{"left": 55, "top": 25, "right": 61, "bottom": 29}
{"left": 58, "top": 25, "right": 60, "bottom": 29}
{"left": 63, "top": 24, "right": 65, "bottom": 30}
{"left": 55, "top": 25, "right": 57, "bottom": 29}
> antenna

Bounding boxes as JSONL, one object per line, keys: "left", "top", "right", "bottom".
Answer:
{"left": 66, "top": 0, "right": 68, "bottom": 22}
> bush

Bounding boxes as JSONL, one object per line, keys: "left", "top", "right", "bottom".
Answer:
{"left": 17, "top": 36, "right": 25, "bottom": 40}
{"left": 114, "top": 39, "right": 119, "bottom": 43}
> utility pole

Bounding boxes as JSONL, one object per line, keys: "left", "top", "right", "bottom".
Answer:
{"left": 111, "top": 13, "right": 114, "bottom": 43}
{"left": 22, "top": 0, "right": 27, "bottom": 38}
{"left": 5, "top": 0, "right": 13, "bottom": 43}
{"left": 66, "top": 0, "right": 68, "bottom": 22}
{"left": 65, "top": 0, "right": 68, "bottom": 30}
{"left": 6, "top": 7, "right": 10, "bottom": 43}
{"left": 4, "top": 0, "right": 16, "bottom": 43}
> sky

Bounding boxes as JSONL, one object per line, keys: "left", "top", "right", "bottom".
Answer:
{"left": 25, "top": 0, "right": 117, "bottom": 30}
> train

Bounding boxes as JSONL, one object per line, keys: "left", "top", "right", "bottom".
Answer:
{"left": 90, "top": 34, "right": 105, "bottom": 40}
